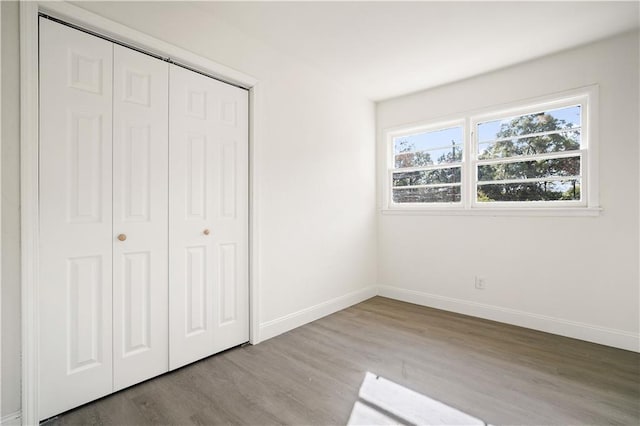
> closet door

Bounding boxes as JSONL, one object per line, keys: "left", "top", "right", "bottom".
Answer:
{"left": 112, "top": 45, "right": 169, "bottom": 391}
{"left": 39, "top": 18, "right": 114, "bottom": 420}
{"left": 169, "top": 65, "right": 249, "bottom": 370}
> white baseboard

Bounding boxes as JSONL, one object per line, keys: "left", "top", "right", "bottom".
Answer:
{"left": 0, "top": 411, "right": 21, "bottom": 426}
{"left": 259, "top": 286, "right": 377, "bottom": 342}
{"left": 378, "top": 285, "right": 640, "bottom": 352}
{"left": 258, "top": 285, "right": 639, "bottom": 352}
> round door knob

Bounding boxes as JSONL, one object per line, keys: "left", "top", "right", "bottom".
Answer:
{"left": 117, "top": 234, "right": 127, "bottom": 241}
{"left": 203, "top": 229, "right": 211, "bottom": 236}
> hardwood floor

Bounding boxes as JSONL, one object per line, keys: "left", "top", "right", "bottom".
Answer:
{"left": 47, "top": 297, "right": 639, "bottom": 425}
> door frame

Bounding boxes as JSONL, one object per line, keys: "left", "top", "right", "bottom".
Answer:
{"left": 20, "top": 2, "right": 262, "bottom": 424}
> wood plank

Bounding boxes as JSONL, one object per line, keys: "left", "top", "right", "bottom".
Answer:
{"left": 46, "top": 297, "right": 640, "bottom": 425}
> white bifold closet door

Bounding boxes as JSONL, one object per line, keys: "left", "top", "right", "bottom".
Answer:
{"left": 38, "top": 17, "right": 249, "bottom": 420}
{"left": 39, "top": 19, "right": 169, "bottom": 419}
{"left": 169, "top": 65, "right": 249, "bottom": 370}
{"left": 39, "top": 19, "right": 115, "bottom": 419}
{"left": 112, "top": 44, "right": 169, "bottom": 391}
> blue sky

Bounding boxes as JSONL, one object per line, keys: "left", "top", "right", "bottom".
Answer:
{"left": 394, "top": 105, "right": 581, "bottom": 156}
{"left": 477, "top": 105, "right": 581, "bottom": 142}
{"left": 394, "top": 126, "right": 462, "bottom": 154}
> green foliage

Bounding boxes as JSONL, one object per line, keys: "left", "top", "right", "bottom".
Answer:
{"left": 477, "top": 190, "right": 492, "bottom": 202}
{"left": 393, "top": 187, "right": 461, "bottom": 203}
{"left": 477, "top": 113, "right": 581, "bottom": 202}
{"left": 394, "top": 138, "right": 461, "bottom": 185}
{"left": 393, "top": 112, "right": 581, "bottom": 204}
{"left": 561, "top": 182, "right": 580, "bottom": 200}
{"left": 394, "top": 138, "right": 462, "bottom": 202}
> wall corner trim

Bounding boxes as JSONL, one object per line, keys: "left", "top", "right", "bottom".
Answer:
{"left": 0, "top": 411, "right": 21, "bottom": 426}
{"left": 258, "top": 286, "right": 378, "bottom": 342}
{"left": 378, "top": 285, "right": 640, "bottom": 353}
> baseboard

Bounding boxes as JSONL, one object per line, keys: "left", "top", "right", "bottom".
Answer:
{"left": 259, "top": 286, "right": 378, "bottom": 342}
{"left": 378, "top": 285, "right": 640, "bottom": 352}
{"left": 0, "top": 411, "right": 21, "bottom": 426}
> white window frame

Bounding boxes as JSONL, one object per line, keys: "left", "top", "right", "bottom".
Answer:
{"left": 382, "top": 86, "right": 600, "bottom": 216}
{"left": 385, "top": 118, "right": 466, "bottom": 210}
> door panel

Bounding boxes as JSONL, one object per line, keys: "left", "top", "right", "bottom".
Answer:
{"left": 66, "top": 255, "right": 104, "bottom": 373}
{"left": 169, "top": 65, "right": 249, "bottom": 370}
{"left": 112, "top": 45, "right": 169, "bottom": 391}
{"left": 186, "top": 134, "right": 208, "bottom": 219}
{"left": 185, "top": 245, "right": 208, "bottom": 335}
{"left": 219, "top": 243, "right": 238, "bottom": 325}
{"left": 39, "top": 18, "right": 114, "bottom": 420}
{"left": 121, "top": 251, "right": 151, "bottom": 354}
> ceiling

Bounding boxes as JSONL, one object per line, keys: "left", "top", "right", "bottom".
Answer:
{"left": 191, "top": 1, "right": 640, "bottom": 101}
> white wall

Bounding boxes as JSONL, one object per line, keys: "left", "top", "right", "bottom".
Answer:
{"left": 1, "top": 0, "right": 22, "bottom": 419}
{"left": 376, "top": 31, "right": 640, "bottom": 351}
{"left": 0, "top": 1, "right": 377, "bottom": 418}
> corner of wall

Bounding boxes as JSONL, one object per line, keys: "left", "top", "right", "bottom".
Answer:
{"left": 258, "top": 286, "right": 378, "bottom": 342}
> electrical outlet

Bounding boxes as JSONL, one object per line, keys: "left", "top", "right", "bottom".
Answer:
{"left": 475, "top": 276, "right": 486, "bottom": 290}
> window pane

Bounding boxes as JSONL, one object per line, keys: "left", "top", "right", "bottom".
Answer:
{"left": 478, "top": 130, "right": 580, "bottom": 160}
{"left": 393, "top": 167, "right": 461, "bottom": 187}
{"left": 478, "top": 156, "right": 580, "bottom": 181}
{"left": 393, "top": 186, "right": 461, "bottom": 203}
{"left": 477, "top": 105, "right": 581, "bottom": 143}
{"left": 394, "top": 126, "right": 463, "bottom": 155}
{"left": 395, "top": 145, "right": 462, "bottom": 168}
{"left": 477, "top": 180, "right": 580, "bottom": 202}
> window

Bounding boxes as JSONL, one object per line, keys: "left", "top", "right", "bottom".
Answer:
{"left": 390, "top": 122, "right": 464, "bottom": 205}
{"left": 474, "top": 104, "right": 583, "bottom": 205}
{"left": 384, "top": 87, "right": 598, "bottom": 214}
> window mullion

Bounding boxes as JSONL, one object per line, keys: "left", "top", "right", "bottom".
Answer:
{"left": 392, "top": 163, "right": 462, "bottom": 173}
{"left": 464, "top": 117, "right": 473, "bottom": 209}
{"left": 477, "top": 150, "right": 583, "bottom": 166}
{"left": 477, "top": 175, "right": 582, "bottom": 186}
{"left": 477, "top": 126, "right": 582, "bottom": 145}
{"left": 393, "top": 183, "right": 461, "bottom": 189}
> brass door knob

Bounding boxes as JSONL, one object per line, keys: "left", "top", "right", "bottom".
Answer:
{"left": 203, "top": 229, "right": 210, "bottom": 236}
{"left": 117, "top": 234, "right": 127, "bottom": 241}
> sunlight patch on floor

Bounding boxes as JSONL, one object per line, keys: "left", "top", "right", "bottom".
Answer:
{"left": 348, "top": 372, "right": 488, "bottom": 426}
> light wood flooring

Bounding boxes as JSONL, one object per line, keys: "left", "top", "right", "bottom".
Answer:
{"left": 47, "top": 297, "right": 639, "bottom": 425}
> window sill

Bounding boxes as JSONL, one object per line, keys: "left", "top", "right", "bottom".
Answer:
{"left": 381, "top": 207, "right": 602, "bottom": 217}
